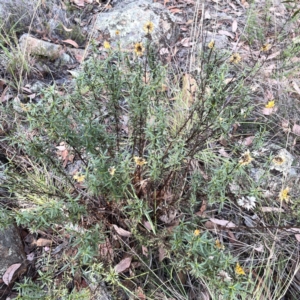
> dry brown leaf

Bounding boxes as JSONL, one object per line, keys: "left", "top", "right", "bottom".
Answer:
{"left": 218, "top": 30, "right": 235, "bottom": 39}
{"left": 262, "top": 106, "right": 278, "bottom": 115}
{"left": 282, "top": 119, "right": 290, "bottom": 133}
{"left": 28, "top": 93, "right": 36, "bottom": 100}
{"left": 242, "top": 136, "right": 255, "bottom": 146}
{"left": 114, "top": 256, "right": 132, "bottom": 274}
{"left": 62, "top": 39, "right": 79, "bottom": 48}
{"left": 143, "top": 221, "right": 152, "bottom": 231}
{"left": 218, "top": 147, "right": 231, "bottom": 158}
{"left": 0, "top": 85, "right": 9, "bottom": 103}
{"left": 68, "top": 154, "right": 75, "bottom": 163}
{"left": 158, "top": 245, "right": 167, "bottom": 262}
{"left": 36, "top": 238, "right": 52, "bottom": 247}
{"left": 56, "top": 145, "right": 66, "bottom": 151}
{"left": 143, "top": 72, "right": 150, "bottom": 84}
{"left": 263, "top": 64, "right": 275, "bottom": 77}
{"left": 253, "top": 243, "right": 264, "bottom": 252}
{"left": 292, "top": 81, "right": 300, "bottom": 95}
{"left": 160, "top": 48, "right": 169, "bottom": 55}
{"left": 292, "top": 124, "right": 300, "bottom": 136}
{"left": 71, "top": 0, "right": 85, "bottom": 7}
{"left": 112, "top": 224, "right": 132, "bottom": 237}
{"left": 286, "top": 228, "right": 300, "bottom": 233}
{"left": 261, "top": 207, "right": 284, "bottom": 212}
{"left": 182, "top": 0, "right": 196, "bottom": 3}
{"left": 265, "top": 90, "right": 274, "bottom": 100}
{"left": 182, "top": 73, "right": 197, "bottom": 105}
{"left": 241, "top": 0, "right": 249, "bottom": 8}
{"left": 27, "top": 253, "right": 35, "bottom": 261}
{"left": 204, "top": 10, "right": 211, "bottom": 19}
{"left": 232, "top": 20, "right": 238, "bottom": 33}
{"left": 3, "top": 263, "right": 21, "bottom": 285}
{"left": 209, "top": 218, "right": 236, "bottom": 228}
{"left": 159, "top": 209, "right": 177, "bottom": 224}
{"left": 196, "top": 199, "right": 207, "bottom": 216}
{"left": 200, "top": 291, "right": 211, "bottom": 300}
{"left": 135, "top": 287, "right": 146, "bottom": 300}
{"left": 224, "top": 77, "right": 236, "bottom": 84}
{"left": 180, "top": 37, "right": 192, "bottom": 47}
{"left": 177, "top": 270, "right": 187, "bottom": 284}
{"left": 61, "top": 149, "right": 69, "bottom": 161}
{"left": 74, "top": 53, "right": 84, "bottom": 62}
{"left": 168, "top": 7, "right": 182, "bottom": 14}
{"left": 157, "top": 83, "right": 168, "bottom": 93}
{"left": 0, "top": 79, "right": 6, "bottom": 90}
{"left": 204, "top": 220, "right": 215, "bottom": 230}
{"left": 61, "top": 24, "right": 73, "bottom": 32}
{"left": 142, "top": 245, "right": 148, "bottom": 257}
{"left": 267, "top": 51, "right": 281, "bottom": 60}
{"left": 22, "top": 87, "right": 32, "bottom": 93}
{"left": 226, "top": 230, "right": 238, "bottom": 244}
{"left": 219, "top": 136, "right": 228, "bottom": 147}
{"left": 99, "top": 238, "right": 114, "bottom": 262}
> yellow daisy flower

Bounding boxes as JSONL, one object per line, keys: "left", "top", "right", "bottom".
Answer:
{"left": 208, "top": 40, "right": 215, "bottom": 49}
{"left": 239, "top": 150, "right": 254, "bottom": 166}
{"left": 229, "top": 53, "right": 242, "bottom": 64}
{"left": 272, "top": 155, "right": 285, "bottom": 166}
{"left": 73, "top": 173, "right": 85, "bottom": 183}
{"left": 215, "top": 239, "right": 225, "bottom": 250}
{"left": 103, "top": 41, "right": 111, "bottom": 49}
{"left": 143, "top": 21, "right": 154, "bottom": 34}
{"left": 194, "top": 229, "right": 201, "bottom": 236}
{"left": 134, "top": 42, "right": 145, "bottom": 56}
{"left": 265, "top": 100, "right": 275, "bottom": 108}
{"left": 261, "top": 44, "right": 272, "bottom": 52}
{"left": 108, "top": 166, "right": 116, "bottom": 176}
{"left": 235, "top": 263, "right": 246, "bottom": 275}
{"left": 20, "top": 102, "right": 30, "bottom": 112}
{"left": 279, "top": 187, "right": 290, "bottom": 203}
{"left": 134, "top": 156, "right": 147, "bottom": 166}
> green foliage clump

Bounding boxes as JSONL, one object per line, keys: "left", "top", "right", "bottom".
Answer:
{"left": 0, "top": 37, "right": 258, "bottom": 298}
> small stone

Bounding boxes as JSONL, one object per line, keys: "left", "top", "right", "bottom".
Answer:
{"left": 30, "top": 81, "right": 46, "bottom": 93}
{"left": 92, "top": 0, "right": 179, "bottom": 49}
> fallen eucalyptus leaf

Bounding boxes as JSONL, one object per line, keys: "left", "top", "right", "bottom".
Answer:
{"left": 3, "top": 263, "right": 21, "bottom": 285}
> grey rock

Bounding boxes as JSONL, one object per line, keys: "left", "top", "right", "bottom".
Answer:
{"left": 205, "top": 32, "right": 228, "bottom": 49}
{"left": 18, "top": 34, "right": 87, "bottom": 66}
{"left": 0, "top": 225, "right": 27, "bottom": 278}
{"left": 30, "top": 81, "right": 47, "bottom": 93}
{"left": 250, "top": 168, "right": 265, "bottom": 183}
{"left": 19, "top": 34, "right": 73, "bottom": 64}
{"left": 270, "top": 148, "right": 294, "bottom": 173}
{"left": 93, "top": 0, "right": 179, "bottom": 49}
{"left": 0, "top": 164, "right": 25, "bottom": 278}
{"left": 0, "top": 162, "right": 5, "bottom": 184}
{"left": 289, "top": 168, "right": 298, "bottom": 178}
{"left": 83, "top": 271, "right": 111, "bottom": 300}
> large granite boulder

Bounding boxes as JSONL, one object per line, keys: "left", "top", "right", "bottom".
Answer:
{"left": 0, "top": 226, "right": 26, "bottom": 279}
{"left": 0, "top": 226, "right": 27, "bottom": 298}
{"left": 93, "top": 0, "right": 179, "bottom": 48}
{"left": 0, "top": 162, "right": 27, "bottom": 297}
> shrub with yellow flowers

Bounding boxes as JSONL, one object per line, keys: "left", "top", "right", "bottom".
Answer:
{"left": 1, "top": 17, "right": 282, "bottom": 300}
